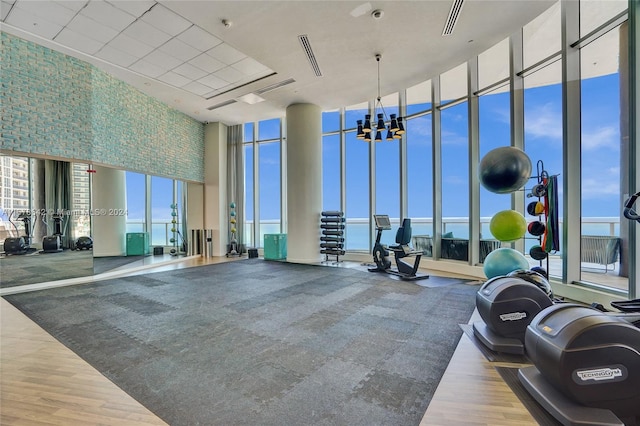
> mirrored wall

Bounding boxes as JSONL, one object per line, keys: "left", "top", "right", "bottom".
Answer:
{"left": 0, "top": 154, "right": 189, "bottom": 289}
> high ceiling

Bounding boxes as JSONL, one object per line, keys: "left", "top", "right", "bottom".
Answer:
{"left": 1, "top": 0, "right": 555, "bottom": 125}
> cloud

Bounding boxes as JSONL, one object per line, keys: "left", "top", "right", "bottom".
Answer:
{"left": 581, "top": 126, "right": 618, "bottom": 150}
{"left": 582, "top": 177, "right": 619, "bottom": 200}
{"left": 441, "top": 129, "right": 467, "bottom": 146}
{"left": 407, "top": 116, "right": 432, "bottom": 138}
{"left": 524, "top": 102, "right": 563, "bottom": 141}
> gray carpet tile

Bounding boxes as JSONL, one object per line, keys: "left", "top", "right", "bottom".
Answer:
{"left": 4, "top": 258, "right": 479, "bottom": 426}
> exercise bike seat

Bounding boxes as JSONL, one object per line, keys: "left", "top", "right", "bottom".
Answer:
{"left": 390, "top": 219, "right": 421, "bottom": 257}
{"left": 388, "top": 244, "right": 421, "bottom": 255}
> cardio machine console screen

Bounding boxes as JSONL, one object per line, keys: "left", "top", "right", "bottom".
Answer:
{"left": 373, "top": 215, "right": 392, "bottom": 230}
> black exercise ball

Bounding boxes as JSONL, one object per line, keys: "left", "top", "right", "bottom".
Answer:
{"left": 479, "top": 147, "right": 532, "bottom": 194}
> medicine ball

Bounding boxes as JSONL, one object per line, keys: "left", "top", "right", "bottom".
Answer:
{"left": 530, "top": 183, "right": 547, "bottom": 198}
{"left": 529, "top": 244, "right": 547, "bottom": 260}
{"left": 527, "top": 201, "right": 545, "bottom": 216}
{"left": 527, "top": 221, "right": 546, "bottom": 236}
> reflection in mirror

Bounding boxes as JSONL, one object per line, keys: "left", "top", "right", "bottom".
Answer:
{"left": 0, "top": 154, "right": 94, "bottom": 289}
{"left": 91, "top": 170, "right": 189, "bottom": 276}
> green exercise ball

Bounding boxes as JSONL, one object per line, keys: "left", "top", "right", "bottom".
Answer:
{"left": 171, "top": 219, "right": 177, "bottom": 224}
{"left": 171, "top": 227, "right": 176, "bottom": 232}
{"left": 490, "top": 210, "right": 527, "bottom": 242}
{"left": 230, "top": 211, "right": 236, "bottom": 217}
{"left": 230, "top": 202, "right": 236, "bottom": 209}
{"left": 170, "top": 238, "right": 176, "bottom": 243}
{"left": 483, "top": 248, "right": 530, "bottom": 279}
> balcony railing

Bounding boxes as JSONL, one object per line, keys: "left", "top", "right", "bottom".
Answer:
{"left": 239, "top": 217, "right": 621, "bottom": 254}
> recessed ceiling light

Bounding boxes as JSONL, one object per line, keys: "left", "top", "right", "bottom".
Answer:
{"left": 236, "top": 93, "right": 266, "bottom": 105}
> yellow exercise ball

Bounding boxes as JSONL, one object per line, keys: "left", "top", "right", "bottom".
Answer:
{"left": 490, "top": 210, "right": 527, "bottom": 242}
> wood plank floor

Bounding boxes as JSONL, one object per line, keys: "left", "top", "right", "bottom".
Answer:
{"left": 1, "top": 255, "right": 538, "bottom": 425}
{"left": 419, "top": 312, "right": 537, "bottom": 425}
{"left": 1, "top": 298, "right": 168, "bottom": 426}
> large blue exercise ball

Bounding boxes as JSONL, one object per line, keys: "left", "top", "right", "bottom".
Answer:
{"left": 483, "top": 247, "right": 530, "bottom": 279}
{"left": 490, "top": 210, "right": 527, "bottom": 242}
{"left": 479, "top": 147, "right": 532, "bottom": 194}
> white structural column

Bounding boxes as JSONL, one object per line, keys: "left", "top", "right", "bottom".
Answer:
{"left": 286, "top": 103, "right": 322, "bottom": 263}
{"left": 204, "top": 122, "right": 228, "bottom": 257}
{"left": 92, "top": 165, "right": 127, "bottom": 257}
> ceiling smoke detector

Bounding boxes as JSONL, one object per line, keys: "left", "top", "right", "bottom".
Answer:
{"left": 371, "top": 9, "right": 384, "bottom": 20}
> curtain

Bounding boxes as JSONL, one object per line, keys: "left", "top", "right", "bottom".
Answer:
{"left": 227, "top": 125, "right": 245, "bottom": 251}
{"left": 44, "top": 159, "right": 72, "bottom": 248}
{"left": 180, "top": 181, "right": 188, "bottom": 253}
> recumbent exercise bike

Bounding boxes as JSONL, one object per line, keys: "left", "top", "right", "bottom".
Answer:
{"left": 368, "top": 215, "right": 428, "bottom": 281}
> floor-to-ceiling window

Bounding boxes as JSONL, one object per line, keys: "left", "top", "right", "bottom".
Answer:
{"left": 345, "top": 102, "right": 370, "bottom": 251}
{"left": 257, "top": 118, "right": 281, "bottom": 246}
{"left": 440, "top": 63, "right": 470, "bottom": 260}
{"left": 322, "top": 110, "right": 341, "bottom": 213}
{"left": 578, "top": 0, "right": 628, "bottom": 292}
{"left": 478, "top": 38, "right": 511, "bottom": 243}
{"left": 406, "top": 81, "right": 433, "bottom": 250}
{"left": 125, "top": 171, "right": 185, "bottom": 249}
{"left": 125, "top": 171, "right": 146, "bottom": 234}
{"left": 243, "top": 122, "right": 254, "bottom": 247}
{"left": 150, "top": 176, "right": 174, "bottom": 246}
{"left": 522, "top": 2, "right": 564, "bottom": 277}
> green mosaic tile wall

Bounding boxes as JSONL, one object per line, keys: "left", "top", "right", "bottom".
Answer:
{"left": 1, "top": 32, "right": 204, "bottom": 183}
{"left": 0, "top": 32, "right": 93, "bottom": 160}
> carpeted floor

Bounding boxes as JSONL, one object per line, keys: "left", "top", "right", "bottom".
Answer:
{"left": 0, "top": 249, "right": 93, "bottom": 288}
{"left": 4, "top": 259, "right": 479, "bottom": 426}
{"left": 93, "top": 255, "right": 147, "bottom": 275}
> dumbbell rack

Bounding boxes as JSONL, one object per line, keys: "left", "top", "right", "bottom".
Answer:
{"left": 320, "top": 211, "right": 345, "bottom": 263}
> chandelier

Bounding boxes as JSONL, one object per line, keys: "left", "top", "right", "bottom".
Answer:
{"left": 356, "top": 54, "right": 405, "bottom": 142}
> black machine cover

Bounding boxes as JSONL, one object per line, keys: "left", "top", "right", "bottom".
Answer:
{"left": 476, "top": 276, "right": 553, "bottom": 341}
{"left": 525, "top": 303, "right": 640, "bottom": 418}
{"left": 3, "top": 237, "right": 27, "bottom": 254}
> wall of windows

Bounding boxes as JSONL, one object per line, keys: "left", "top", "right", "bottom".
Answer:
{"left": 241, "top": 0, "right": 637, "bottom": 299}
{"left": 243, "top": 119, "right": 283, "bottom": 248}
{"left": 124, "top": 171, "right": 184, "bottom": 248}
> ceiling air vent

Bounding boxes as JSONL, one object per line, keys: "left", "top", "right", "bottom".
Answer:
{"left": 298, "top": 35, "right": 322, "bottom": 77}
{"left": 442, "top": 0, "right": 465, "bottom": 36}
{"left": 254, "top": 78, "right": 296, "bottom": 95}
{"left": 207, "top": 99, "right": 237, "bottom": 111}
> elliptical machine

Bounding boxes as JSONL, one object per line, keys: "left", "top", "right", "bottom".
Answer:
{"left": 3, "top": 211, "right": 35, "bottom": 255}
{"left": 42, "top": 213, "right": 64, "bottom": 253}
{"left": 368, "top": 215, "right": 428, "bottom": 281}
